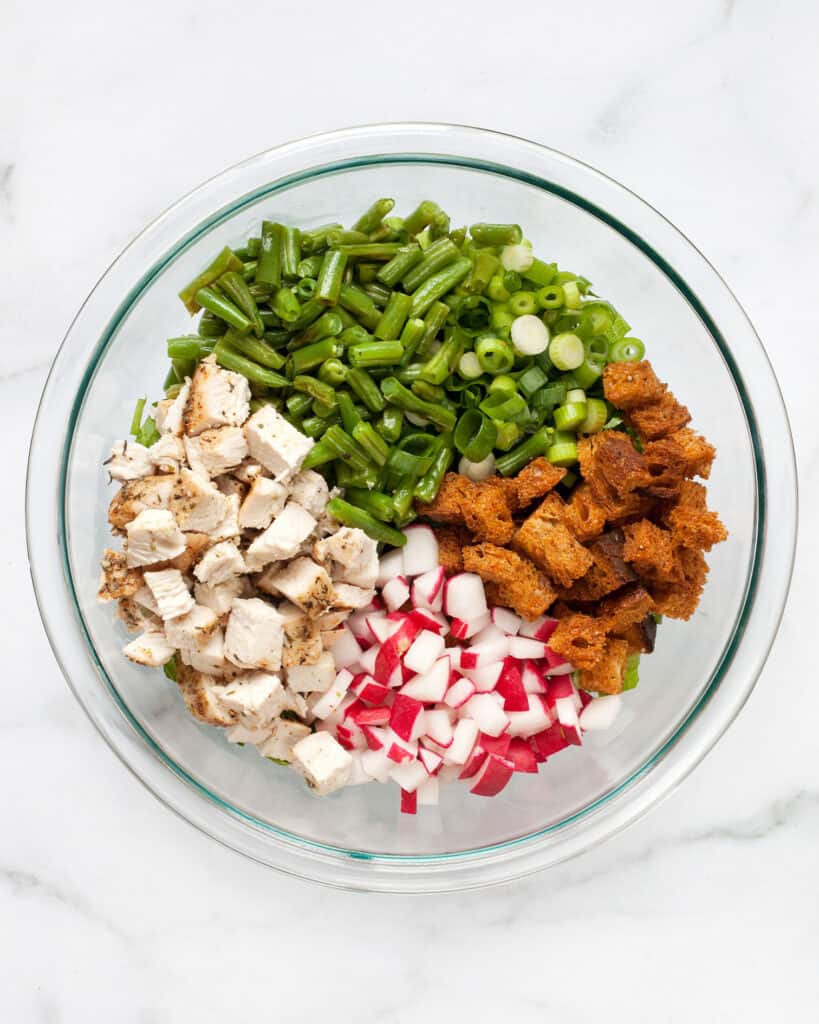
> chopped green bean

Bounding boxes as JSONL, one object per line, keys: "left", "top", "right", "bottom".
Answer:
{"left": 469, "top": 223, "right": 522, "bottom": 246}
{"left": 213, "top": 340, "right": 289, "bottom": 388}
{"left": 353, "top": 198, "right": 395, "bottom": 234}
{"left": 408, "top": 258, "right": 472, "bottom": 318}
{"left": 348, "top": 340, "right": 404, "bottom": 368}
{"left": 374, "top": 291, "right": 413, "bottom": 341}
{"left": 316, "top": 249, "right": 347, "bottom": 306}
{"left": 257, "top": 222, "right": 283, "bottom": 289}
{"left": 326, "top": 497, "right": 406, "bottom": 546}
{"left": 280, "top": 227, "right": 301, "bottom": 280}
{"left": 377, "top": 244, "right": 423, "bottom": 289}
{"left": 195, "top": 287, "right": 253, "bottom": 334}
{"left": 179, "top": 247, "right": 244, "bottom": 314}
{"left": 347, "top": 366, "right": 386, "bottom": 412}
{"left": 380, "top": 377, "right": 456, "bottom": 431}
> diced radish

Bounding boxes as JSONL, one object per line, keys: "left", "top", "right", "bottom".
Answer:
{"left": 373, "top": 617, "right": 420, "bottom": 684}
{"left": 329, "top": 630, "right": 362, "bottom": 670}
{"left": 458, "top": 626, "right": 508, "bottom": 669}
{"left": 532, "top": 723, "right": 570, "bottom": 758}
{"left": 400, "top": 789, "right": 418, "bottom": 814}
{"left": 403, "top": 629, "right": 446, "bottom": 675}
{"left": 562, "top": 723, "right": 583, "bottom": 746}
{"left": 346, "top": 751, "right": 373, "bottom": 786}
{"left": 529, "top": 738, "right": 547, "bottom": 764}
{"left": 521, "top": 660, "right": 547, "bottom": 694}
{"left": 387, "top": 742, "right": 415, "bottom": 764}
{"left": 462, "top": 693, "right": 509, "bottom": 737}
{"left": 460, "top": 660, "right": 504, "bottom": 692}
{"left": 507, "top": 737, "right": 538, "bottom": 773}
{"left": 361, "top": 724, "right": 386, "bottom": 751}
{"left": 376, "top": 548, "right": 404, "bottom": 588}
{"left": 546, "top": 676, "right": 576, "bottom": 705}
{"left": 470, "top": 753, "right": 515, "bottom": 796}
{"left": 422, "top": 707, "right": 454, "bottom": 747}
{"left": 416, "top": 775, "right": 439, "bottom": 805}
{"left": 495, "top": 658, "right": 529, "bottom": 712}
{"left": 342, "top": 698, "right": 365, "bottom": 721}
{"left": 382, "top": 575, "right": 411, "bottom": 612}
{"left": 444, "top": 573, "right": 488, "bottom": 621}
{"left": 411, "top": 567, "right": 445, "bottom": 609}
{"left": 389, "top": 758, "right": 428, "bottom": 793}
{"left": 389, "top": 694, "right": 425, "bottom": 742}
{"left": 580, "top": 694, "right": 622, "bottom": 731}
{"left": 361, "top": 747, "right": 392, "bottom": 782}
{"left": 480, "top": 732, "right": 511, "bottom": 759}
{"left": 359, "top": 646, "right": 379, "bottom": 675}
{"left": 508, "top": 637, "right": 548, "bottom": 661}
{"left": 490, "top": 607, "right": 522, "bottom": 635}
{"left": 400, "top": 657, "right": 450, "bottom": 703}
{"left": 470, "top": 623, "right": 506, "bottom": 647}
{"left": 387, "top": 664, "right": 404, "bottom": 690}
{"left": 352, "top": 705, "right": 391, "bottom": 727}
{"left": 366, "top": 614, "right": 396, "bottom": 644}
{"left": 401, "top": 525, "right": 439, "bottom": 577}
{"left": 543, "top": 646, "right": 573, "bottom": 674}
{"left": 578, "top": 689, "right": 594, "bottom": 709}
{"left": 418, "top": 747, "right": 443, "bottom": 775}
{"left": 351, "top": 673, "right": 389, "bottom": 704}
{"left": 347, "top": 610, "right": 371, "bottom": 640}
{"left": 444, "top": 676, "right": 477, "bottom": 709}
{"left": 519, "top": 615, "right": 558, "bottom": 642}
{"left": 458, "top": 744, "right": 488, "bottom": 780}
{"left": 450, "top": 612, "right": 491, "bottom": 641}
{"left": 506, "top": 694, "right": 553, "bottom": 737}
{"left": 407, "top": 608, "right": 444, "bottom": 635}
{"left": 446, "top": 718, "right": 480, "bottom": 765}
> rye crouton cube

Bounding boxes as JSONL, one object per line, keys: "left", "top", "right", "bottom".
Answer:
{"left": 415, "top": 472, "right": 473, "bottom": 524}
{"left": 649, "top": 548, "right": 709, "bottom": 620}
{"left": 560, "top": 528, "right": 637, "bottom": 602}
{"left": 627, "top": 391, "right": 691, "bottom": 441}
{"left": 513, "top": 493, "right": 593, "bottom": 588}
{"left": 434, "top": 526, "right": 465, "bottom": 574}
{"left": 623, "top": 519, "right": 680, "bottom": 582}
{"left": 667, "top": 428, "right": 716, "bottom": 480}
{"left": 640, "top": 437, "right": 688, "bottom": 499}
{"left": 506, "top": 458, "right": 566, "bottom": 510}
{"left": 602, "top": 360, "right": 667, "bottom": 410}
{"left": 666, "top": 505, "right": 728, "bottom": 553}
{"left": 577, "top": 638, "right": 630, "bottom": 695}
{"left": 597, "top": 585, "right": 655, "bottom": 634}
{"left": 559, "top": 483, "right": 608, "bottom": 542}
{"left": 462, "top": 479, "right": 516, "bottom": 545}
{"left": 548, "top": 612, "right": 608, "bottom": 670}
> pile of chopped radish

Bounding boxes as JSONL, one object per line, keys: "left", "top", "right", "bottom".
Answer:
{"left": 313, "top": 525, "right": 622, "bottom": 813}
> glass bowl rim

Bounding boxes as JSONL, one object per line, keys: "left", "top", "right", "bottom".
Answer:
{"left": 26, "top": 122, "right": 797, "bottom": 891}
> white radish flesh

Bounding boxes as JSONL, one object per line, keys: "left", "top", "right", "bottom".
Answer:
{"left": 401, "top": 525, "right": 439, "bottom": 577}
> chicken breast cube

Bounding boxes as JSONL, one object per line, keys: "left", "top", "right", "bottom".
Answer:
{"left": 116, "top": 595, "right": 158, "bottom": 634}
{"left": 224, "top": 597, "right": 285, "bottom": 671}
{"left": 219, "top": 671, "right": 285, "bottom": 726}
{"left": 226, "top": 722, "right": 273, "bottom": 745}
{"left": 194, "top": 577, "right": 245, "bottom": 617}
{"left": 122, "top": 630, "right": 176, "bottom": 667}
{"left": 286, "top": 650, "right": 336, "bottom": 693}
{"left": 193, "top": 540, "right": 246, "bottom": 586}
{"left": 258, "top": 720, "right": 312, "bottom": 763}
{"left": 177, "top": 665, "right": 235, "bottom": 727}
{"left": 98, "top": 549, "right": 142, "bottom": 602}
{"left": 289, "top": 470, "right": 330, "bottom": 518}
{"left": 281, "top": 688, "right": 309, "bottom": 719}
{"left": 125, "top": 508, "right": 187, "bottom": 567}
{"left": 264, "top": 557, "right": 335, "bottom": 616}
{"left": 331, "top": 583, "right": 375, "bottom": 610}
{"left": 245, "top": 502, "right": 317, "bottom": 571}
{"left": 164, "top": 603, "right": 220, "bottom": 652}
{"left": 277, "top": 600, "right": 310, "bottom": 639}
{"left": 184, "top": 355, "right": 251, "bottom": 436}
{"left": 238, "top": 476, "right": 288, "bottom": 530}
{"left": 292, "top": 731, "right": 352, "bottom": 795}
{"left": 108, "top": 474, "right": 178, "bottom": 530}
{"left": 232, "top": 459, "right": 264, "bottom": 485}
{"left": 208, "top": 492, "right": 241, "bottom": 542}
{"left": 132, "top": 584, "right": 160, "bottom": 615}
{"left": 184, "top": 426, "right": 249, "bottom": 478}
{"left": 244, "top": 404, "right": 314, "bottom": 480}
{"left": 155, "top": 380, "right": 190, "bottom": 436}
{"left": 144, "top": 568, "right": 195, "bottom": 620}
{"left": 314, "top": 527, "right": 379, "bottom": 589}
{"left": 182, "top": 628, "right": 227, "bottom": 676}
{"left": 168, "top": 468, "right": 230, "bottom": 534}
{"left": 107, "top": 440, "right": 153, "bottom": 481}
{"left": 148, "top": 434, "right": 185, "bottom": 473}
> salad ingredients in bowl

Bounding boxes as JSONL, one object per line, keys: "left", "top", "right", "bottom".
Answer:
{"left": 97, "top": 199, "right": 727, "bottom": 814}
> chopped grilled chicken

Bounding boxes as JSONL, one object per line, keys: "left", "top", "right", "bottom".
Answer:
{"left": 232, "top": 459, "right": 265, "bottom": 484}
{"left": 258, "top": 719, "right": 312, "bottom": 762}
{"left": 177, "top": 664, "right": 235, "bottom": 727}
{"left": 122, "top": 630, "right": 175, "bottom": 667}
{"left": 218, "top": 671, "right": 285, "bottom": 727}
{"left": 98, "top": 549, "right": 143, "bottom": 602}
{"left": 193, "top": 540, "right": 246, "bottom": 586}
{"left": 288, "top": 470, "right": 329, "bottom": 518}
{"left": 148, "top": 434, "right": 185, "bottom": 473}
{"left": 164, "top": 604, "right": 220, "bottom": 652}
{"left": 168, "top": 468, "right": 230, "bottom": 534}
{"left": 263, "top": 557, "right": 335, "bottom": 616}
{"left": 292, "top": 732, "right": 352, "bottom": 795}
{"left": 143, "top": 568, "right": 195, "bottom": 620}
{"left": 194, "top": 576, "right": 247, "bottom": 617}
{"left": 331, "top": 583, "right": 375, "bottom": 610}
{"left": 224, "top": 597, "right": 285, "bottom": 671}
{"left": 238, "top": 476, "right": 288, "bottom": 530}
{"left": 286, "top": 650, "right": 336, "bottom": 693}
{"left": 183, "top": 355, "right": 251, "bottom": 436}
{"left": 115, "top": 596, "right": 159, "bottom": 634}
{"left": 155, "top": 380, "right": 190, "bottom": 436}
{"left": 245, "top": 502, "right": 317, "bottom": 571}
{"left": 107, "top": 440, "right": 153, "bottom": 481}
{"left": 314, "top": 527, "right": 379, "bottom": 589}
{"left": 244, "top": 404, "right": 314, "bottom": 480}
{"left": 181, "top": 627, "right": 227, "bottom": 676}
{"left": 125, "top": 508, "right": 187, "bottom": 567}
{"left": 208, "top": 492, "right": 241, "bottom": 542}
{"left": 108, "top": 474, "right": 178, "bottom": 530}
{"left": 184, "top": 425, "right": 249, "bottom": 478}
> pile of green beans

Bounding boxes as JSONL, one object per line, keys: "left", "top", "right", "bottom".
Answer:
{"left": 167, "top": 199, "right": 646, "bottom": 540}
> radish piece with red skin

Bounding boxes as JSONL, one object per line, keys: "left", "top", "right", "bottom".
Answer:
{"left": 389, "top": 758, "right": 428, "bottom": 793}
{"left": 519, "top": 615, "right": 558, "bottom": 642}
{"left": 532, "top": 722, "right": 571, "bottom": 757}
{"left": 580, "top": 693, "right": 622, "bottom": 730}
{"left": 562, "top": 723, "right": 583, "bottom": 746}
{"left": 480, "top": 732, "right": 511, "bottom": 758}
{"left": 342, "top": 697, "right": 365, "bottom": 721}
{"left": 359, "top": 645, "right": 378, "bottom": 675}
{"left": 554, "top": 695, "right": 580, "bottom": 730}
{"left": 578, "top": 689, "right": 594, "bottom": 709}
{"left": 546, "top": 675, "right": 576, "bottom": 705}
{"left": 376, "top": 548, "right": 404, "bottom": 588}
{"left": 490, "top": 606, "right": 522, "bottom": 635}
{"left": 351, "top": 673, "right": 389, "bottom": 704}
{"left": 506, "top": 693, "right": 553, "bottom": 737}
{"left": 366, "top": 614, "right": 398, "bottom": 645}
{"left": 418, "top": 747, "right": 443, "bottom": 775}
{"left": 495, "top": 658, "right": 529, "bottom": 711}
{"left": 444, "top": 572, "right": 488, "bottom": 620}
{"left": 401, "top": 525, "right": 440, "bottom": 577}
{"left": 444, "top": 676, "right": 477, "bottom": 709}
{"left": 406, "top": 608, "right": 445, "bottom": 634}
{"left": 347, "top": 610, "right": 371, "bottom": 640}
{"left": 382, "top": 575, "right": 411, "bottom": 612}
{"left": 352, "top": 705, "right": 391, "bottom": 726}
{"left": 450, "top": 612, "right": 491, "bottom": 641}
{"left": 458, "top": 744, "right": 488, "bottom": 780}
{"left": 529, "top": 737, "right": 547, "bottom": 763}
{"left": 386, "top": 742, "right": 415, "bottom": 764}
{"left": 508, "top": 636, "right": 548, "bottom": 661}
{"left": 462, "top": 693, "right": 509, "bottom": 737}
{"left": 400, "top": 788, "right": 418, "bottom": 814}
{"left": 400, "top": 657, "right": 450, "bottom": 703}
{"left": 403, "top": 629, "right": 446, "bottom": 674}
{"left": 521, "top": 660, "right": 547, "bottom": 694}
{"left": 460, "top": 660, "right": 504, "bottom": 692}
{"left": 361, "top": 724, "right": 386, "bottom": 750}
{"left": 411, "top": 566, "right": 445, "bottom": 609}
{"left": 422, "top": 707, "right": 454, "bottom": 747}
{"left": 470, "top": 753, "right": 515, "bottom": 796}
{"left": 446, "top": 718, "right": 480, "bottom": 764}
{"left": 373, "top": 617, "right": 420, "bottom": 684}
{"left": 543, "top": 646, "right": 573, "bottom": 674}
{"left": 389, "top": 694, "right": 425, "bottom": 742}
{"left": 361, "top": 747, "right": 392, "bottom": 781}
{"left": 507, "top": 737, "right": 538, "bottom": 773}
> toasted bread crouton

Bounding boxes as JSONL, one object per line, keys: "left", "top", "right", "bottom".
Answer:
{"left": 577, "top": 638, "right": 630, "bottom": 695}
{"left": 416, "top": 472, "right": 472, "bottom": 524}
{"left": 667, "top": 428, "right": 716, "bottom": 479}
{"left": 513, "top": 493, "right": 594, "bottom": 588}
{"left": 623, "top": 520, "right": 679, "bottom": 582}
{"left": 577, "top": 432, "right": 650, "bottom": 520}
{"left": 549, "top": 612, "right": 608, "bottom": 670}
{"left": 435, "top": 526, "right": 465, "bottom": 574}
{"left": 462, "top": 479, "right": 515, "bottom": 544}
{"left": 597, "top": 584, "right": 655, "bottom": 634}
{"left": 506, "top": 458, "right": 566, "bottom": 510}
{"left": 603, "top": 360, "right": 667, "bottom": 410}
{"left": 628, "top": 391, "right": 691, "bottom": 441}
{"left": 641, "top": 437, "right": 687, "bottom": 499}
{"left": 615, "top": 616, "right": 657, "bottom": 654}
{"left": 560, "top": 483, "right": 608, "bottom": 542}
{"left": 560, "top": 528, "right": 638, "bottom": 602}
{"left": 650, "top": 548, "right": 708, "bottom": 620}
{"left": 675, "top": 480, "right": 708, "bottom": 511}
{"left": 463, "top": 544, "right": 557, "bottom": 619}
{"left": 666, "top": 505, "right": 728, "bottom": 553}
{"left": 98, "top": 549, "right": 143, "bottom": 602}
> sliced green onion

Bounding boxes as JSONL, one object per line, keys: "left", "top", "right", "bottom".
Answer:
{"left": 548, "top": 332, "right": 585, "bottom": 371}
{"left": 578, "top": 397, "right": 609, "bottom": 434}
{"left": 500, "top": 243, "right": 534, "bottom": 272}
{"left": 475, "top": 336, "right": 515, "bottom": 374}
{"left": 458, "top": 351, "right": 483, "bottom": 379}
{"left": 454, "top": 410, "right": 498, "bottom": 461}
{"left": 511, "top": 314, "right": 550, "bottom": 356}
{"left": 609, "top": 338, "right": 646, "bottom": 362}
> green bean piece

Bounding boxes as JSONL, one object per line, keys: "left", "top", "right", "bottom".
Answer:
{"left": 391, "top": 482, "right": 416, "bottom": 522}
{"left": 322, "top": 425, "right": 371, "bottom": 472}
{"left": 420, "top": 329, "right": 464, "bottom": 385}
{"left": 376, "top": 244, "right": 423, "bottom": 289}
{"left": 379, "top": 407, "right": 404, "bottom": 443}
{"left": 286, "top": 392, "right": 314, "bottom": 418}
{"left": 362, "top": 282, "right": 392, "bottom": 309}
{"left": 299, "top": 223, "right": 342, "bottom": 255}
{"left": 337, "top": 243, "right": 403, "bottom": 261}
{"left": 271, "top": 287, "right": 302, "bottom": 324}
{"left": 296, "top": 277, "right": 317, "bottom": 300}
{"left": 347, "top": 367, "right": 386, "bottom": 412}
{"left": 352, "top": 421, "right": 390, "bottom": 466}
{"left": 348, "top": 340, "right": 404, "bottom": 368}
{"left": 402, "top": 237, "right": 460, "bottom": 292}
{"left": 344, "top": 487, "right": 395, "bottom": 523}
{"left": 475, "top": 336, "right": 515, "bottom": 375}
{"left": 414, "top": 436, "right": 454, "bottom": 504}
{"left": 257, "top": 222, "right": 283, "bottom": 289}
{"left": 326, "top": 229, "right": 370, "bottom": 247}
{"left": 522, "top": 258, "right": 557, "bottom": 287}
{"left": 241, "top": 260, "right": 258, "bottom": 282}
{"left": 197, "top": 311, "right": 229, "bottom": 338}
{"left": 166, "top": 336, "right": 213, "bottom": 361}
{"left": 222, "top": 329, "right": 286, "bottom": 370}
{"left": 280, "top": 227, "right": 301, "bottom": 280}
{"left": 403, "top": 200, "right": 442, "bottom": 237}
{"left": 496, "top": 427, "right": 552, "bottom": 476}
{"left": 292, "top": 374, "right": 337, "bottom": 408}
{"left": 129, "top": 397, "right": 146, "bottom": 437}
{"left": 195, "top": 286, "right": 254, "bottom": 334}
{"left": 318, "top": 358, "right": 348, "bottom": 387}
{"left": 338, "top": 283, "right": 382, "bottom": 330}
{"left": 374, "top": 292, "right": 413, "bottom": 341}
{"left": 326, "top": 497, "right": 406, "bottom": 546}
{"left": 408, "top": 258, "right": 472, "bottom": 318}
{"left": 339, "top": 325, "right": 373, "bottom": 348}
{"left": 469, "top": 223, "right": 523, "bottom": 246}
{"left": 352, "top": 197, "right": 396, "bottom": 235}
{"left": 290, "top": 310, "right": 343, "bottom": 349}
{"left": 288, "top": 337, "right": 342, "bottom": 376}
{"left": 213, "top": 340, "right": 289, "bottom": 388}
{"left": 356, "top": 263, "right": 380, "bottom": 284}
{"left": 463, "top": 250, "right": 500, "bottom": 294}
{"left": 218, "top": 271, "right": 264, "bottom": 336}
{"left": 395, "top": 317, "right": 426, "bottom": 367}
{"left": 336, "top": 392, "right": 362, "bottom": 434}
{"left": 179, "top": 247, "right": 244, "bottom": 314}
{"left": 301, "top": 414, "right": 335, "bottom": 439}
{"left": 301, "top": 440, "right": 335, "bottom": 470}
{"left": 419, "top": 301, "right": 449, "bottom": 346}
{"left": 380, "top": 377, "right": 456, "bottom": 431}
{"left": 412, "top": 381, "right": 446, "bottom": 404}
{"left": 297, "top": 255, "right": 323, "bottom": 279}
{"left": 315, "top": 249, "right": 347, "bottom": 306}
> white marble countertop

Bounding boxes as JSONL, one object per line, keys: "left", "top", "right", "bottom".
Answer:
{"left": 4, "top": 1, "right": 816, "bottom": 1019}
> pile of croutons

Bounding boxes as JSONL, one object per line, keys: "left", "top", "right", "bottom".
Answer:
{"left": 416, "top": 361, "right": 727, "bottom": 694}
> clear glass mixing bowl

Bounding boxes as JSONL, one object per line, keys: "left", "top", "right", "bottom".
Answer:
{"left": 26, "top": 124, "right": 796, "bottom": 891}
